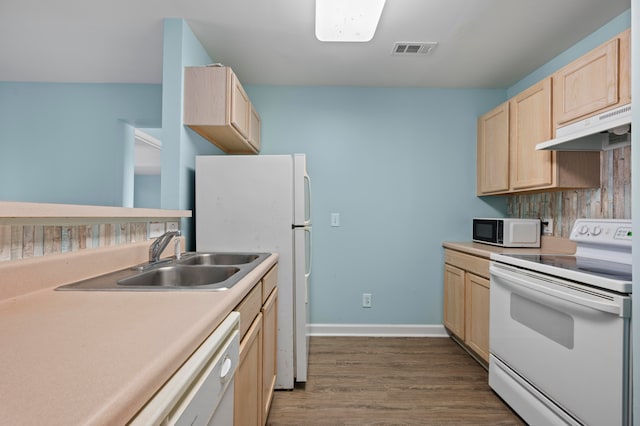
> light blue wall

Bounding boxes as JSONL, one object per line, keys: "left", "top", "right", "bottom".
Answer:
{"left": 161, "top": 21, "right": 502, "bottom": 325}
{"left": 0, "top": 82, "right": 161, "bottom": 206}
{"left": 241, "top": 8, "right": 632, "bottom": 326}
{"left": 246, "top": 85, "right": 507, "bottom": 324}
{"left": 161, "top": 19, "right": 224, "bottom": 249}
{"left": 134, "top": 175, "right": 161, "bottom": 208}
{"left": 133, "top": 127, "right": 163, "bottom": 208}
{"left": 508, "top": 10, "right": 631, "bottom": 97}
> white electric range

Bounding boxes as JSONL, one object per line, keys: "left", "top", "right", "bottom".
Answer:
{"left": 489, "top": 218, "right": 632, "bottom": 426}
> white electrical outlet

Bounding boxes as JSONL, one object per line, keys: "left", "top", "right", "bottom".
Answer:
{"left": 149, "top": 222, "right": 165, "bottom": 238}
{"left": 362, "top": 293, "right": 372, "bottom": 308}
{"left": 542, "top": 218, "right": 554, "bottom": 235}
{"left": 166, "top": 221, "right": 179, "bottom": 232}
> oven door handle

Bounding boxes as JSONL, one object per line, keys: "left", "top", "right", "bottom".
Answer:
{"left": 491, "top": 266, "right": 628, "bottom": 317}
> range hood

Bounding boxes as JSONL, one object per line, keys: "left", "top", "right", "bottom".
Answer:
{"left": 535, "top": 104, "right": 631, "bottom": 151}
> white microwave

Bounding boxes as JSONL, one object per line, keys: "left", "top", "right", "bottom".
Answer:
{"left": 472, "top": 218, "right": 541, "bottom": 248}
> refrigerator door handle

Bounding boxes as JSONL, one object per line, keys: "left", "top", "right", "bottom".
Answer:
{"left": 306, "top": 227, "right": 312, "bottom": 280}
{"left": 304, "top": 173, "right": 312, "bottom": 226}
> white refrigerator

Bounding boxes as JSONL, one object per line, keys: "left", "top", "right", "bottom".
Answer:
{"left": 195, "top": 154, "right": 311, "bottom": 389}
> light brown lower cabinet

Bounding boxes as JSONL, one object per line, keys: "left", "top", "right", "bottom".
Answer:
{"left": 443, "top": 249, "right": 490, "bottom": 365}
{"left": 234, "top": 264, "right": 279, "bottom": 426}
{"left": 443, "top": 264, "right": 465, "bottom": 339}
{"left": 464, "top": 273, "right": 490, "bottom": 362}
{"left": 261, "top": 287, "right": 278, "bottom": 421}
{"left": 235, "top": 313, "right": 263, "bottom": 426}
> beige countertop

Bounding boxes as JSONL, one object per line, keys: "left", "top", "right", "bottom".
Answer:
{"left": 0, "top": 200, "right": 191, "bottom": 223}
{"left": 0, "top": 245, "right": 278, "bottom": 425}
{"left": 443, "top": 236, "right": 576, "bottom": 258}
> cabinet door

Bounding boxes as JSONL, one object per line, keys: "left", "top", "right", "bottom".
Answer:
{"left": 248, "top": 104, "right": 261, "bottom": 152}
{"left": 477, "top": 101, "right": 510, "bottom": 195}
{"left": 183, "top": 66, "right": 228, "bottom": 126}
{"left": 618, "top": 29, "right": 631, "bottom": 108}
{"left": 230, "top": 71, "right": 250, "bottom": 139}
{"left": 261, "top": 288, "right": 277, "bottom": 424}
{"left": 553, "top": 37, "right": 619, "bottom": 126}
{"left": 234, "top": 313, "right": 263, "bottom": 426}
{"left": 464, "top": 273, "right": 490, "bottom": 363}
{"left": 510, "top": 78, "right": 552, "bottom": 190}
{"left": 443, "top": 264, "right": 465, "bottom": 339}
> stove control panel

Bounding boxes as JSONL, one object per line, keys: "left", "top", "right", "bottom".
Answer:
{"left": 570, "top": 219, "right": 632, "bottom": 247}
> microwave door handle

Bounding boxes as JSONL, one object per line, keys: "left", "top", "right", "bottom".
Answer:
{"left": 491, "top": 266, "right": 626, "bottom": 317}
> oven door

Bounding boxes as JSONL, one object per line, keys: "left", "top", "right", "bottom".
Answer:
{"left": 489, "top": 262, "right": 631, "bottom": 426}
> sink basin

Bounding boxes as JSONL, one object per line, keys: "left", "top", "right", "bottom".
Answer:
{"left": 55, "top": 252, "right": 270, "bottom": 292}
{"left": 177, "top": 253, "right": 261, "bottom": 266}
{"left": 117, "top": 265, "right": 240, "bottom": 288}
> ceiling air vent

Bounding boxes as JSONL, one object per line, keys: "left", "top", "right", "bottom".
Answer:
{"left": 391, "top": 42, "right": 437, "bottom": 56}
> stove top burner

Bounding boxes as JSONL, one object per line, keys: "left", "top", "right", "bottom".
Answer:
{"left": 503, "top": 254, "right": 632, "bottom": 282}
{"left": 491, "top": 219, "right": 632, "bottom": 294}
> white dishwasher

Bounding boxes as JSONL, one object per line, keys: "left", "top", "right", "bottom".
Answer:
{"left": 130, "top": 312, "right": 240, "bottom": 426}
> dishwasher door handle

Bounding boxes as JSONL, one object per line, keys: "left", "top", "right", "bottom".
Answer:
{"left": 220, "top": 356, "right": 233, "bottom": 380}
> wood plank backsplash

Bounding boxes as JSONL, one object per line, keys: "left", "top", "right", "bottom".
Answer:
{"left": 507, "top": 146, "right": 631, "bottom": 237}
{"left": 0, "top": 221, "right": 168, "bottom": 262}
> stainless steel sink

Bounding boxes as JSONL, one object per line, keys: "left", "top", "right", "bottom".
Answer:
{"left": 55, "top": 252, "right": 270, "bottom": 292}
{"left": 117, "top": 265, "right": 240, "bottom": 288}
{"left": 177, "top": 253, "right": 260, "bottom": 266}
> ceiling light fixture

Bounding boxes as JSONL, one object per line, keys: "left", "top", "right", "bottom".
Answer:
{"left": 315, "top": 0, "right": 386, "bottom": 42}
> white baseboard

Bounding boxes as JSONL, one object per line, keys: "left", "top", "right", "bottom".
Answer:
{"left": 309, "top": 323, "right": 448, "bottom": 337}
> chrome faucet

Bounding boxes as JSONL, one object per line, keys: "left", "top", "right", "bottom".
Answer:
{"left": 149, "top": 230, "right": 181, "bottom": 264}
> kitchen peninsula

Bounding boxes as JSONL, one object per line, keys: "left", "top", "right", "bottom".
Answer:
{"left": 0, "top": 201, "right": 278, "bottom": 425}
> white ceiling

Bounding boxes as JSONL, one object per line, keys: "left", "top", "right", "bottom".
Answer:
{"left": 0, "top": 0, "right": 631, "bottom": 88}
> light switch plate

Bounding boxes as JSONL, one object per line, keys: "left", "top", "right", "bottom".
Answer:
{"left": 331, "top": 213, "right": 340, "bottom": 227}
{"left": 362, "top": 293, "right": 372, "bottom": 308}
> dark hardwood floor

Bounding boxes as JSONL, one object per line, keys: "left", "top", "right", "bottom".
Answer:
{"left": 266, "top": 336, "right": 525, "bottom": 425}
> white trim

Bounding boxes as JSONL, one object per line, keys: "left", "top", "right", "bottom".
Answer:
{"left": 134, "top": 128, "right": 162, "bottom": 149}
{"left": 309, "top": 323, "right": 448, "bottom": 337}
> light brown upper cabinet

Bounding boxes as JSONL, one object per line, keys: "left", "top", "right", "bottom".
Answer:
{"left": 553, "top": 29, "right": 630, "bottom": 127}
{"left": 477, "top": 78, "right": 600, "bottom": 195}
{"left": 477, "top": 101, "right": 509, "bottom": 194}
{"left": 230, "top": 71, "right": 251, "bottom": 139}
{"left": 248, "top": 103, "right": 261, "bottom": 152}
{"left": 510, "top": 78, "right": 554, "bottom": 190}
{"left": 184, "top": 66, "right": 261, "bottom": 154}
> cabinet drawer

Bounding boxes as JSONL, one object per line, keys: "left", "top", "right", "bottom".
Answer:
{"left": 262, "top": 264, "right": 278, "bottom": 303}
{"left": 444, "top": 249, "right": 489, "bottom": 279}
{"left": 235, "top": 283, "right": 262, "bottom": 340}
